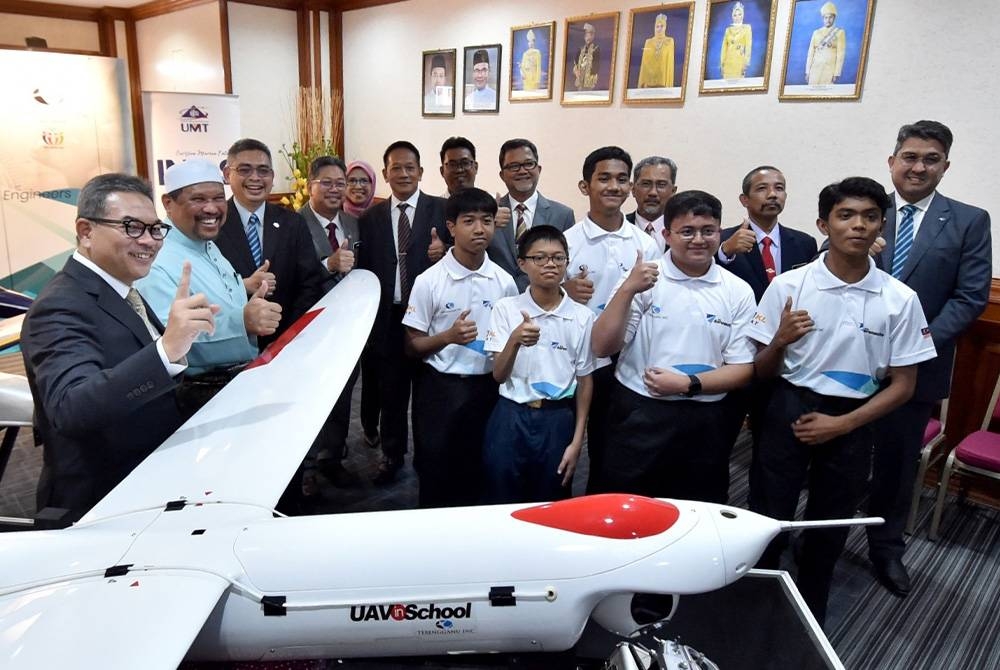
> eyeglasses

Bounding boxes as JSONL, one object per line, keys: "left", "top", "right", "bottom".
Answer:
{"left": 522, "top": 253, "right": 568, "bottom": 266}
{"left": 502, "top": 160, "right": 538, "bottom": 173}
{"left": 312, "top": 178, "right": 347, "bottom": 190}
{"left": 232, "top": 165, "right": 274, "bottom": 178}
{"left": 671, "top": 227, "right": 719, "bottom": 241}
{"left": 347, "top": 177, "right": 371, "bottom": 186}
{"left": 85, "top": 216, "right": 172, "bottom": 240}
{"left": 636, "top": 180, "right": 673, "bottom": 191}
{"left": 896, "top": 152, "right": 945, "bottom": 168}
{"left": 444, "top": 159, "right": 476, "bottom": 171}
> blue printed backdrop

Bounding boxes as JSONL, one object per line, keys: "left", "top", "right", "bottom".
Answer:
{"left": 704, "top": 0, "right": 774, "bottom": 80}
{"left": 784, "top": 0, "right": 870, "bottom": 86}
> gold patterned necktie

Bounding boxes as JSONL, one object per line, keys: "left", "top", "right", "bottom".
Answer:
{"left": 515, "top": 204, "right": 528, "bottom": 241}
{"left": 126, "top": 288, "right": 159, "bottom": 340}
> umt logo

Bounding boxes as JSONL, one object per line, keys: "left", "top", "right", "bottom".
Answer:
{"left": 179, "top": 105, "right": 209, "bottom": 133}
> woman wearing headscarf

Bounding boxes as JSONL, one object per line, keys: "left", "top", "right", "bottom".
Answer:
{"left": 343, "top": 160, "right": 377, "bottom": 217}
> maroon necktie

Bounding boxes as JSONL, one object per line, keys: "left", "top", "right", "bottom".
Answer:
{"left": 761, "top": 237, "right": 777, "bottom": 283}
{"left": 326, "top": 221, "right": 340, "bottom": 252}
{"left": 397, "top": 204, "right": 412, "bottom": 302}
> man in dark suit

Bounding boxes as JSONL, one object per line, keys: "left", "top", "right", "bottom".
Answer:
{"left": 626, "top": 155, "right": 678, "bottom": 255}
{"left": 718, "top": 166, "right": 818, "bottom": 302}
{"left": 358, "top": 140, "right": 450, "bottom": 483}
{"left": 21, "top": 173, "right": 214, "bottom": 521}
{"left": 216, "top": 138, "right": 326, "bottom": 350}
{"left": 298, "top": 155, "right": 361, "bottom": 486}
{"left": 487, "top": 138, "right": 575, "bottom": 291}
{"left": 868, "top": 120, "right": 992, "bottom": 596}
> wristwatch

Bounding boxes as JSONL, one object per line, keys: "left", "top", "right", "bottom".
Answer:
{"left": 684, "top": 374, "right": 702, "bottom": 398}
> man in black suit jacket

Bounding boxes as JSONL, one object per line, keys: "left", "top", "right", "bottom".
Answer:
{"left": 216, "top": 138, "right": 326, "bottom": 350}
{"left": 718, "top": 166, "right": 818, "bottom": 302}
{"left": 487, "top": 138, "right": 575, "bottom": 291}
{"left": 358, "top": 140, "right": 450, "bottom": 483}
{"left": 868, "top": 120, "right": 992, "bottom": 596}
{"left": 21, "top": 174, "right": 213, "bottom": 521}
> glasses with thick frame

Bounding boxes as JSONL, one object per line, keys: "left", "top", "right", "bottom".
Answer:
{"left": 521, "top": 253, "right": 568, "bottom": 267}
{"left": 443, "top": 159, "right": 476, "bottom": 172}
{"left": 895, "top": 152, "right": 946, "bottom": 169}
{"left": 85, "top": 216, "right": 172, "bottom": 240}
{"left": 671, "top": 226, "right": 720, "bottom": 241}
{"left": 502, "top": 159, "right": 539, "bottom": 173}
{"left": 311, "top": 178, "right": 347, "bottom": 191}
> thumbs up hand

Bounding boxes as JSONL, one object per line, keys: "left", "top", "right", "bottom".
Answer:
{"left": 494, "top": 192, "right": 512, "bottom": 228}
{"left": 328, "top": 236, "right": 356, "bottom": 274}
{"left": 243, "top": 279, "right": 282, "bottom": 336}
{"left": 773, "top": 295, "right": 813, "bottom": 347}
{"left": 427, "top": 227, "right": 446, "bottom": 262}
{"left": 446, "top": 309, "right": 478, "bottom": 345}
{"left": 622, "top": 249, "right": 659, "bottom": 294}
{"left": 514, "top": 310, "right": 541, "bottom": 347}
{"left": 243, "top": 259, "right": 276, "bottom": 296}
{"left": 564, "top": 264, "right": 594, "bottom": 304}
{"left": 721, "top": 219, "right": 756, "bottom": 257}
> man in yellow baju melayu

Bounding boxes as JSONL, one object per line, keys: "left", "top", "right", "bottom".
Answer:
{"left": 520, "top": 29, "right": 542, "bottom": 91}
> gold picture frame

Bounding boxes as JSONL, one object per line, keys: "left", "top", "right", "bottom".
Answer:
{"left": 509, "top": 21, "right": 556, "bottom": 102}
{"left": 623, "top": 2, "right": 695, "bottom": 105}
{"left": 561, "top": 12, "right": 620, "bottom": 106}
{"left": 779, "top": 0, "right": 877, "bottom": 101}
{"left": 698, "top": 0, "right": 778, "bottom": 95}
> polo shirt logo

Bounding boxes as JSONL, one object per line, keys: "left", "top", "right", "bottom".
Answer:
{"left": 859, "top": 324, "right": 885, "bottom": 337}
{"left": 705, "top": 314, "right": 732, "bottom": 327}
{"left": 481, "top": 300, "right": 493, "bottom": 309}
{"left": 550, "top": 341, "right": 568, "bottom": 351}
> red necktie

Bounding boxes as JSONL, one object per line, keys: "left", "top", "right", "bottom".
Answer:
{"left": 326, "top": 221, "right": 340, "bottom": 252}
{"left": 761, "top": 237, "right": 776, "bottom": 283}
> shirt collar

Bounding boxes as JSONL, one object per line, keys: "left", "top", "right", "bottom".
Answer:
{"left": 894, "top": 191, "right": 935, "bottom": 213}
{"left": 391, "top": 191, "right": 421, "bottom": 210}
{"left": 73, "top": 250, "right": 130, "bottom": 297}
{"left": 510, "top": 190, "right": 540, "bottom": 212}
{"left": 232, "top": 199, "right": 266, "bottom": 228}
{"left": 748, "top": 219, "right": 780, "bottom": 246}
{"left": 635, "top": 213, "right": 664, "bottom": 229}
{"left": 813, "top": 252, "right": 882, "bottom": 293}
{"left": 442, "top": 248, "right": 492, "bottom": 279}
{"left": 662, "top": 250, "right": 721, "bottom": 283}
{"left": 165, "top": 218, "right": 213, "bottom": 253}
{"left": 581, "top": 215, "right": 634, "bottom": 240}
{"left": 520, "top": 288, "right": 575, "bottom": 320}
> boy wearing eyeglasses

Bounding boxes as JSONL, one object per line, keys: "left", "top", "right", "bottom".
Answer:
{"left": 591, "top": 190, "right": 756, "bottom": 504}
{"left": 481, "top": 225, "right": 595, "bottom": 503}
{"left": 402, "top": 188, "right": 518, "bottom": 508}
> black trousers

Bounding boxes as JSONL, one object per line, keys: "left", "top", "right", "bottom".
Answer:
{"left": 867, "top": 398, "right": 935, "bottom": 559}
{"left": 306, "top": 362, "right": 361, "bottom": 464}
{"left": 373, "top": 304, "right": 420, "bottom": 464}
{"left": 412, "top": 365, "right": 498, "bottom": 509}
{"left": 584, "top": 363, "right": 615, "bottom": 494}
{"left": 752, "top": 380, "right": 870, "bottom": 626}
{"left": 597, "top": 379, "right": 738, "bottom": 504}
{"left": 360, "top": 348, "right": 381, "bottom": 439}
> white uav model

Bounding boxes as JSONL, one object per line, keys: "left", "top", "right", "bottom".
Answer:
{"left": 0, "top": 271, "right": 878, "bottom": 668}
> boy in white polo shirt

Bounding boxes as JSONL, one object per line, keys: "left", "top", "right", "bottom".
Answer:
{"left": 747, "top": 177, "right": 936, "bottom": 626}
{"left": 403, "top": 188, "right": 518, "bottom": 508}
{"left": 482, "top": 225, "right": 595, "bottom": 503}
{"left": 563, "top": 146, "right": 660, "bottom": 493}
{"left": 591, "top": 190, "right": 756, "bottom": 504}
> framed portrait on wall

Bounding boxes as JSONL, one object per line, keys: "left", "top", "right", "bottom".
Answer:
{"left": 462, "top": 44, "right": 502, "bottom": 113}
{"left": 623, "top": 3, "right": 695, "bottom": 104}
{"left": 561, "top": 12, "right": 620, "bottom": 106}
{"left": 422, "top": 49, "right": 456, "bottom": 117}
{"left": 779, "top": 0, "right": 876, "bottom": 100}
{"left": 509, "top": 22, "right": 555, "bottom": 102}
{"left": 699, "top": 0, "right": 778, "bottom": 94}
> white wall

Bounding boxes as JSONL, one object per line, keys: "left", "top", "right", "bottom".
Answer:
{"left": 0, "top": 14, "right": 100, "bottom": 52}
{"left": 136, "top": 3, "right": 226, "bottom": 94}
{"left": 343, "top": 0, "right": 999, "bottom": 265}
{"left": 228, "top": 2, "right": 300, "bottom": 188}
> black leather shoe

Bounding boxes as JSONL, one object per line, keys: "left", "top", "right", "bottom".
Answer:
{"left": 872, "top": 556, "right": 911, "bottom": 597}
{"left": 317, "top": 459, "right": 356, "bottom": 488}
{"left": 372, "top": 458, "right": 402, "bottom": 485}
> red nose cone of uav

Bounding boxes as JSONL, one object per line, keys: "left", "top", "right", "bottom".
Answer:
{"left": 512, "top": 494, "right": 680, "bottom": 539}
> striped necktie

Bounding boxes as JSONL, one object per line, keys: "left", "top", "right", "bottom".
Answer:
{"left": 397, "top": 204, "right": 412, "bottom": 302}
{"left": 515, "top": 204, "right": 528, "bottom": 241}
{"left": 247, "top": 213, "right": 263, "bottom": 267}
{"left": 892, "top": 204, "right": 917, "bottom": 279}
{"left": 126, "top": 288, "right": 159, "bottom": 340}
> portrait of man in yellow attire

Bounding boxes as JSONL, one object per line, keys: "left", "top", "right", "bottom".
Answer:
{"left": 720, "top": 1, "right": 752, "bottom": 79}
{"left": 637, "top": 13, "right": 675, "bottom": 88}
{"left": 806, "top": 2, "right": 846, "bottom": 85}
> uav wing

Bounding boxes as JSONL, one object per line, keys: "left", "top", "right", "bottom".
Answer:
{"left": 79, "top": 270, "right": 379, "bottom": 523}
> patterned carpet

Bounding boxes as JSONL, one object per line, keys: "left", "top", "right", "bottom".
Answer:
{"left": 2, "top": 363, "right": 998, "bottom": 669}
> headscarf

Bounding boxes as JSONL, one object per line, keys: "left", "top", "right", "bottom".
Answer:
{"left": 343, "top": 160, "right": 377, "bottom": 217}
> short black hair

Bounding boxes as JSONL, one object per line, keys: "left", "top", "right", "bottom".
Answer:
{"left": 817, "top": 177, "right": 890, "bottom": 220}
{"left": 227, "top": 138, "right": 272, "bottom": 163}
{"left": 582, "top": 146, "right": 633, "bottom": 182}
{"left": 383, "top": 140, "right": 421, "bottom": 167}
{"left": 499, "top": 138, "right": 539, "bottom": 168}
{"left": 446, "top": 187, "right": 498, "bottom": 222}
{"left": 741, "top": 165, "right": 782, "bottom": 195}
{"left": 440, "top": 136, "right": 477, "bottom": 163}
{"left": 894, "top": 120, "right": 953, "bottom": 157}
{"left": 78, "top": 173, "right": 153, "bottom": 219}
{"left": 517, "top": 224, "right": 568, "bottom": 259}
{"left": 633, "top": 155, "right": 678, "bottom": 183}
{"left": 308, "top": 155, "right": 347, "bottom": 179}
{"left": 664, "top": 190, "right": 722, "bottom": 226}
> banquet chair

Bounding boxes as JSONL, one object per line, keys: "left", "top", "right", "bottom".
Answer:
{"left": 906, "top": 399, "right": 947, "bottom": 534}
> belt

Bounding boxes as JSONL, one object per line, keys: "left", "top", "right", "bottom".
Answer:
{"left": 523, "top": 397, "right": 574, "bottom": 410}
